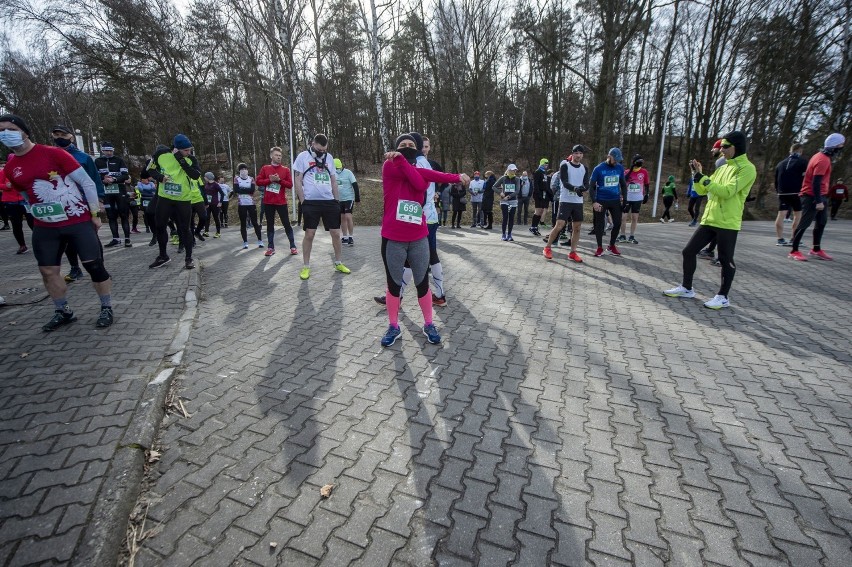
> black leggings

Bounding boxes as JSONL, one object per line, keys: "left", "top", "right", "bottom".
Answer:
{"left": 501, "top": 202, "right": 516, "bottom": 235}
{"left": 662, "top": 196, "right": 675, "bottom": 220}
{"left": 688, "top": 196, "right": 704, "bottom": 221}
{"left": 7, "top": 203, "right": 33, "bottom": 247}
{"left": 791, "top": 196, "right": 828, "bottom": 252}
{"left": 143, "top": 200, "right": 156, "bottom": 232}
{"left": 156, "top": 198, "right": 192, "bottom": 260}
{"left": 451, "top": 210, "right": 463, "bottom": 227}
{"left": 220, "top": 201, "right": 230, "bottom": 225}
{"left": 239, "top": 204, "right": 262, "bottom": 242}
{"left": 593, "top": 200, "right": 623, "bottom": 247}
{"left": 830, "top": 199, "right": 843, "bottom": 219}
{"left": 191, "top": 202, "right": 207, "bottom": 237}
{"left": 105, "top": 195, "right": 130, "bottom": 239}
{"left": 682, "top": 225, "right": 738, "bottom": 296}
{"left": 129, "top": 203, "right": 139, "bottom": 230}
{"left": 206, "top": 204, "right": 221, "bottom": 233}
{"left": 264, "top": 203, "right": 295, "bottom": 249}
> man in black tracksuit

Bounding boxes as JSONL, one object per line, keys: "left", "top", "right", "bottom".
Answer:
{"left": 773, "top": 142, "right": 808, "bottom": 246}
{"left": 95, "top": 142, "right": 132, "bottom": 247}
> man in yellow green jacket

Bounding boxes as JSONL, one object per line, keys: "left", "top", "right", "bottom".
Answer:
{"left": 664, "top": 130, "right": 755, "bottom": 309}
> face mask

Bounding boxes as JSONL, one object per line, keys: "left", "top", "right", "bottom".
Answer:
{"left": 0, "top": 130, "right": 24, "bottom": 148}
{"left": 311, "top": 147, "right": 327, "bottom": 165}
{"left": 53, "top": 137, "right": 72, "bottom": 148}
{"left": 474, "top": 176, "right": 480, "bottom": 180}
{"left": 398, "top": 147, "right": 418, "bottom": 164}
{"left": 239, "top": 170, "right": 248, "bottom": 179}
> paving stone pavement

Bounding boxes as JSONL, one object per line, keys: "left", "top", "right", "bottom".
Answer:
{"left": 3, "top": 218, "right": 851, "bottom": 566}
{"left": 0, "top": 226, "right": 195, "bottom": 566}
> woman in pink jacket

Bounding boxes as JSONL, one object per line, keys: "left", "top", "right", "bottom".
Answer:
{"left": 379, "top": 134, "right": 468, "bottom": 347}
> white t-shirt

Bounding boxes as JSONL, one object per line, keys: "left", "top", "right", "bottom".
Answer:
{"left": 558, "top": 160, "right": 587, "bottom": 204}
{"left": 293, "top": 150, "right": 337, "bottom": 201}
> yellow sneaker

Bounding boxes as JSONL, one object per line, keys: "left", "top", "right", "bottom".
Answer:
{"left": 299, "top": 267, "right": 310, "bottom": 280}
{"left": 334, "top": 262, "right": 350, "bottom": 274}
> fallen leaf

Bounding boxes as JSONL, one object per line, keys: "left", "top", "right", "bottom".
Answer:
{"left": 147, "top": 450, "right": 161, "bottom": 463}
{"left": 20, "top": 352, "right": 28, "bottom": 358}
{"left": 320, "top": 484, "right": 334, "bottom": 498}
{"left": 269, "top": 542, "right": 278, "bottom": 548}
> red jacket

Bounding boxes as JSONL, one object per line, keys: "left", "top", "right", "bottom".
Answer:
{"left": 256, "top": 164, "right": 293, "bottom": 206}
{"left": 0, "top": 168, "right": 24, "bottom": 203}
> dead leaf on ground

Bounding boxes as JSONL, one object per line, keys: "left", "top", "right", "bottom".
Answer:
{"left": 147, "top": 450, "right": 161, "bottom": 463}
{"left": 320, "top": 484, "right": 334, "bottom": 498}
{"left": 20, "top": 352, "right": 28, "bottom": 358}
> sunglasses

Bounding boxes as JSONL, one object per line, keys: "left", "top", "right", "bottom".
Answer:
{"left": 721, "top": 143, "right": 733, "bottom": 149}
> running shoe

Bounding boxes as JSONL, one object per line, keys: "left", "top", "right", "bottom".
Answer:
{"left": 809, "top": 249, "right": 833, "bottom": 260}
{"left": 776, "top": 238, "right": 788, "bottom": 246}
{"left": 381, "top": 325, "right": 402, "bottom": 347}
{"left": 290, "top": 247, "right": 298, "bottom": 255}
{"left": 711, "top": 259, "right": 722, "bottom": 266}
{"left": 213, "top": 233, "right": 220, "bottom": 238}
{"left": 258, "top": 240, "right": 264, "bottom": 248}
{"left": 704, "top": 295, "right": 730, "bottom": 309}
{"left": 202, "top": 232, "right": 209, "bottom": 237}
{"left": 148, "top": 236, "right": 157, "bottom": 246}
{"left": 265, "top": 248, "right": 275, "bottom": 257}
{"left": 501, "top": 234, "right": 507, "bottom": 241}
{"left": 64, "top": 266, "right": 84, "bottom": 282}
{"left": 149, "top": 256, "right": 171, "bottom": 269}
{"left": 131, "top": 228, "right": 141, "bottom": 234}
{"left": 124, "top": 239, "right": 132, "bottom": 248}
{"left": 588, "top": 228, "right": 596, "bottom": 234}
{"left": 432, "top": 294, "right": 447, "bottom": 307}
{"left": 543, "top": 247, "right": 553, "bottom": 260}
{"left": 242, "top": 242, "right": 249, "bottom": 249}
{"left": 348, "top": 237, "right": 354, "bottom": 246}
{"left": 568, "top": 251, "right": 583, "bottom": 263}
{"left": 185, "top": 259, "right": 195, "bottom": 269}
{"left": 542, "top": 237, "right": 550, "bottom": 243}
{"left": 593, "top": 247, "right": 604, "bottom": 257}
{"left": 16, "top": 245, "right": 28, "bottom": 254}
{"left": 374, "top": 295, "right": 387, "bottom": 305}
{"left": 607, "top": 244, "right": 621, "bottom": 256}
{"left": 171, "top": 234, "right": 179, "bottom": 245}
{"left": 0, "top": 224, "right": 8, "bottom": 230}
{"left": 659, "top": 218, "right": 666, "bottom": 223}
{"left": 688, "top": 220, "right": 697, "bottom": 227}
{"left": 96, "top": 306, "right": 114, "bottom": 328}
{"left": 628, "top": 236, "right": 638, "bottom": 244}
{"left": 105, "top": 239, "right": 121, "bottom": 248}
{"left": 43, "top": 309, "right": 77, "bottom": 332}
{"left": 668, "top": 219, "right": 676, "bottom": 223}
{"left": 783, "top": 218, "right": 792, "bottom": 223}
{"left": 507, "top": 234, "right": 514, "bottom": 241}
{"left": 334, "top": 262, "right": 351, "bottom": 274}
{"left": 605, "top": 223, "right": 613, "bottom": 231}
{"left": 698, "top": 249, "right": 714, "bottom": 258}
{"left": 422, "top": 323, "right": 442, "bottom": 344}
{"left": 300, "top": 267, "right": 311, "bottom": 280}
{"left": 177, "top": 246, "right": 184, "bottom": 255}
{"left": 196, "top": 233, "right": 206, "bottom": 242}
{"left": 663, "top": 285, "right": 695, "bottom": 298}
{"left": 617, "top": 234, "right": 627, "bottom": 242}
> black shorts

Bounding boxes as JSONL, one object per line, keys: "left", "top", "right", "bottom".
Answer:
{"left": 302, "top": 200, "right": 341, "bottom": 231}
{"left": 340, "top": 200, "right": 354, "bottom": 214}
{"left": 534, "top": 194, "right": 552, "bottom": 209}
{"left": 32, "top": 222, "right": 101, "bottom": 266}
{"left": 557, "top": 202, "right": 584, "bottom": 223}
{"left": 625, "top": 201, "right": 642, "bottom": 213}
{"left": 778, "top": 194, "right": 802, "bottom": 212}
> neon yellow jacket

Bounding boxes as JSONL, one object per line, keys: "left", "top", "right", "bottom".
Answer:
{"left": 694, "top": 154, "right": 755, "bottom": 231}
{"left": 156, "top": 152, "right": 195, "bottom": 201}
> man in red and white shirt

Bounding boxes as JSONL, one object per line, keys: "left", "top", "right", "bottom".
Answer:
{"left": 789, "top": 133, "right": 845, "bottom": 261}
{"left": 256, "top": 146, "right": 296, "bottom": 256}
{"left": 0, "top": 114, "right": 114, "bottom": 330}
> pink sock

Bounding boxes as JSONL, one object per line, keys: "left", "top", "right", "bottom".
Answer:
{"left": 386, "top": 291, "right": 401, "bottom": 327}
{"left": 418, "top": 293, "right": 433, "bottom": 326}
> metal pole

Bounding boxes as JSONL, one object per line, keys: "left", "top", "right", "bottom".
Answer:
{"left": 227, "top": 133, "right": 233, "bottom": 175}
{"left": 289, "top": 97, "right": 296, "bottom": 222}
{"left": 652, "top": 102, "right": 669, "bottom": 218}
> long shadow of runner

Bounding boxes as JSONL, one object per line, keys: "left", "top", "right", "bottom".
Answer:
{"left": 389, "top": 298, "right": 586, "bottom": 565}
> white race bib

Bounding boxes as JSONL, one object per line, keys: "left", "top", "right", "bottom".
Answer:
{"left": 396, "top": 200, "right": 423, "bottom": 224}
{"left": 104, "top": 184, "right": 120, "bottom": 195}
{"left": 837, "top": 189, "right": 845, "bottom": 195}
{"left": 31, "top": 202, "right": 69, "bottom": 223}
{"left": 314, "top": 172, "right": 331, "bottom": 186}
{"left": 627, "top": 183, "right": 642, "bottom": 194}
{"left": 504, "top": 182, "right": 516, "bottom": 194}
{"left": 605, "top": 175, "right": 619, "bottom": 187}
{"left": 267, "top": 183, "right": 281, "bottom": 194}
{"left": 238, "top": 194, "right": 254, "bottom": 206}
{"left": 163, "top": 182, "right": 182, "bottom": 196}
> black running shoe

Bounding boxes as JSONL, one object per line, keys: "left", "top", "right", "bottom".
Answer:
{"left": 149, "top": 256, "right": 171, "bottom": 269}
{"left": 96, "top": 306, "right": 113, "bottom": 328}
{"left": 43, "top": 310, "right": 77, "bottom": 332}
{"left": 104, "top": 239, "right": 120, "bottom": 248}
{"left": 374, "top": 295, "right": 387, "bottom": 305}
{"left": 149, "top": 236, "right": 157, "bottom": 246}
{"left": 185, "top": 258, "right": 195, "bottom": 269}
{"left": 124, "top": 239, "right": 132, "bottom": 248}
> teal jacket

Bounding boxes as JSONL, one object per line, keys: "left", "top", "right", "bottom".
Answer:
{"left": 694, "top": 154, "right": 756, "bottom": 231}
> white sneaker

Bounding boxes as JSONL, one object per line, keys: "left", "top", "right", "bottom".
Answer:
{"left": 0, "top": 295, "right": 5, "bottom": 306}
{"left": 704, "top": 295, "right": 730, "bottom": 309}
{"left": 258, "top": 240, "right": 264, "bottom": 248}
{"left": 663, "top": 285, "right": 695, "bottom": 298}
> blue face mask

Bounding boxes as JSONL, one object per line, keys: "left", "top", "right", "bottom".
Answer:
{"left": 0, "top": 130, "right": 24, "bottom": 148}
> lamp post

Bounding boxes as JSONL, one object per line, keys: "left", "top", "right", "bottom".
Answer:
{"left": 652, "top": 86, "right": 674, "bottom": 218}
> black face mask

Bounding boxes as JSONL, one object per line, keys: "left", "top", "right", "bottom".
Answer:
{"left": 311, "top": 147, "right": 327, "bottom": 168}
{"left": 53, "top": 137, "right": 72, "bottom": 148}
{"left": 398, "top": 147, "right": 418, "bottom": 164}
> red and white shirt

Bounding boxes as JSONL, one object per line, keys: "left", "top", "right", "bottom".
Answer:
{"left": 4, "top": 145, "right": 92, "bottom": 227}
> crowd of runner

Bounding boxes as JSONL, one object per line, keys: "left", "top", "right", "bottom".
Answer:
{"left": 0, "top": 114, "right": 846, "bottom": 345}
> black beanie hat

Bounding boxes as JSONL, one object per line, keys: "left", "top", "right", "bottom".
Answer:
{"left": 408, "top": 132, "right": 424, "bottom": 152}
{"left": 0, "top": 114, "right": 31, "bottom": 137}
{"left": 394, "top": 134, "right": 416, "bottom": 149}
{"left": 632, "top": 154, "right": 643, "bottom": 166}
{"left": 721, "top": 131, "right": 747, "bottom": 157}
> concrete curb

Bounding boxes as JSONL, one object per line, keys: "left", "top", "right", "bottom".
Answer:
{"left": 71, "top": 269, "right": 200, "bottom": 566}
